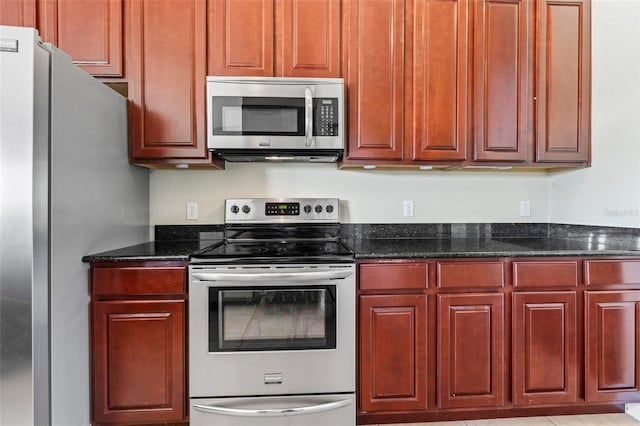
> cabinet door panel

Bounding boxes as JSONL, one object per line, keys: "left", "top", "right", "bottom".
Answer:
{"left": 39, "top": 0, "right": 123, "bottom": 77}
{"left": 344, "top": 0, "right": 404, "bottom": 160}
{"left": 359, "top": 295, "right": 427, "bottom": 412}
{"left": 209, "top": 0, "right": 274, "bottom": 76}
{"left": 438, "top": 293, "right": 504, "bottom": 408}
{"left": 536, "top": 0, "right": 590, "bottom": 162}
{"left": 585, "top": 291, "right": 640, "bottom": 402}
{"left": 411, "top": 0, "right": 468, "bottom": 161}
{"left": 280, "top": 0, "right": 340, "bottom": 77}
{"left": 92, "top": 300, "right": 185, "bottom": 424}
{"left": 127, "top": 0, "right": 208, "bottom": 160}
{"left": 473, "top": 0, "right": 531, "bottom": 161}
{"left": 513, "top": 292, "right": 577, "bottom": 405}
{"left": 0, "top": 0, "right": 35, "bottom": 27}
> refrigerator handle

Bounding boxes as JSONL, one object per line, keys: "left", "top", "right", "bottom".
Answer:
{"left": 193, "top": 398, "right": 353, "bottom": 417}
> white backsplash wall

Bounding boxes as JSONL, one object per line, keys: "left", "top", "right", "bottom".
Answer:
{"left": 548, "top": 0, "right": 640, "bottom": 229}
{"left": 150, "top": 164, "right": 548, "bottom": 225}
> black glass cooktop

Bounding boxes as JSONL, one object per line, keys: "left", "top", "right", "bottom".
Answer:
{"left": 191, "top": 239, "right": 355, "bottom": 264}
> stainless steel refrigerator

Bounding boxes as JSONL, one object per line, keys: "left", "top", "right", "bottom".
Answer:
{"left": 0, "top": 26, "right": 149, "bottom": 425}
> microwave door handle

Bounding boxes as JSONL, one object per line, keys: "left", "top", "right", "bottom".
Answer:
{"left": 193, "top": 398, "right": 353, "bottom": 417}
{"left": 191, "top": 269, "right": 353, "bottom": 282}
{"left": 305, "top": 86, "right": 313, "bottom": 147}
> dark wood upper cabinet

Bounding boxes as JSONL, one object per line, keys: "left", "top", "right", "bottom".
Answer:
{"left": 535, "top": 0, "right": 590, "bottom": 162}
{"left": 127, "top": 0, "right": 215, "bottom": 165}
{"left": 0, "top": 0, "right": 36, "bottom": 27}
{"left": 359, "top": 294, "right": 428, "bottom": 412}
{"left": 438, "top": 293, "right": 505, "bottom": 409}
{"left": 512, "top": 291, "right": 577, "bottom": 405}
{"left": 343, "top": 0, "right": 405, "bottom": 161}
{"left": 279, "top": 0, "right": 341, "bottom": 77}
{"left": 208, "top": 0, "right": 274, "bottom": 76}
{"left": 409, "top": 0, "right": 469, "bottom": 161}
{"left": 585, "top": 291, "right": 640, "bottom": 403}
{"left": 472, "top": 0, "right": 532, "bottom": 162}
{"left": 38, "top": 0, "right": 123, "bottom": 77}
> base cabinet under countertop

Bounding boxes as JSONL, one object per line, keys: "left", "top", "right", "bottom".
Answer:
{"left": 357, "top": 257, "right": 640, "bottom": 424}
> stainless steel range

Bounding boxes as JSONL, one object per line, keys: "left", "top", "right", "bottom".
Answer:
{"left": 189, "top": 198, "right": 355, "bottom": 426}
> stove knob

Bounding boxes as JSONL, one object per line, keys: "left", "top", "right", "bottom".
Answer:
{"left": 315, "top": 205, "right": 323, "bottom": 213}
{"left": 304, "top": 204, "right": 312, "bottom": 214}
{"left": 230, "top": 205, "right": 239, "bottom": 214}
{"left": 242, "top": 205, "right": 251, "bottom": 214}
{"left": 326, "top": 205, "right": 334, "bottom": 213}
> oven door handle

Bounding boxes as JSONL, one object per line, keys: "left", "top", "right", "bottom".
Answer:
{"left": 192, "top": 269, "right": 353, "bottom": 282}
{"left": 193, "top": 398, "right": 353, "bottom": 417}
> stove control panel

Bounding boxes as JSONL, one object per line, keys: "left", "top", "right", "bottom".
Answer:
{"left": 226, "top": 198, "right": 340, "bottom": 223}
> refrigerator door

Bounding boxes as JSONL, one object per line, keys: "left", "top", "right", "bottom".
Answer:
{"left": 0, "top": 26, "right": 51, "bottom": 426}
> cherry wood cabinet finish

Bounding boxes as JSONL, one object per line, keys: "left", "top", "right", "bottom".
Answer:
{"left": 38, "top": 0, "right": 123, "bottom": 77}
{"left": 278, "top": 0, "right": 340, "bottom": 77}
{"left": 0, "top": 0, "right": 35, "bottom": 27}
{"left": 585, "top": 259, "right": 640, "bottom": 286}
{"left": 513, "top": 260, "right": 579, "bottom": 288}
{"left": 359, "top": 262, "right": 428, "bottom": 291}
{"left": 92, "top": 267, "right": 185, "bottom": 297}
{"left": 208, "top": 0, "right": 274, "bottom": 76}
{"left": 512, "top": 291, "right": 577, "bottom": 405}
{"left": 535, "top": 0, "right": 590, "bottom": 162}
{"left": 343, "top": 0, "right": 405, "bottom": 161}
{"left": 127, "top": 0, "right": 210, "bottom": 163}
{"left": 437, "top": 260, "right": 505, "bottom": 289}
{"left": 472, "top": 0, "right": 531, "bottom": 162}
{"left": 585, "top": 291, "right": 640, "bottom": 403}
{"left": 92, "top": 299, "right": 185, "bottom": 424}
{"left": 359, "top": 294, "right": 428, "bottom": 412}
{"left": 409, "top": 0, "right": 468, "bottom": 161}
{"left": 437, "top": 293, "right": 505, "bottom": 408}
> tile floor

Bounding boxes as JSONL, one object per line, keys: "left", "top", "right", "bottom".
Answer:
{"left": 376, "top": 413, "right": 640, "bottom": 426}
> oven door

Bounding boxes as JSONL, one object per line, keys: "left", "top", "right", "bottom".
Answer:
{"left": 189, "top": 264, "right": 355, "bottom": 398}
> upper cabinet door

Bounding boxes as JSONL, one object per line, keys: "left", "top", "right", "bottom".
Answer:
{"left": 344, "top": 0, "right": 405, "bottom": 161}
{"left": 472, "top": 0, "right": 531, "bottom": 162}
{"left": 279, "top": 0, "right": 340, "bottom": 77}
{"left": 0, "top": 0, "right": 36, "bottom": 27}
{"left": 127, "top": 0, "right": 209, "bottom": 161}
{"left": 38, "top": 0, "right": 123, "bottom": 77}
{"left": 535, "top": 0, "right": 590, "bottom": 162}
{"left": 410, "top": 0, "right": 469, "bottom": 161}
{"left": 209, "top": 0, "right": 274, "bottom": 76}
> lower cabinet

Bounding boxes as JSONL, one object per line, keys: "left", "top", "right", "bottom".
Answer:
{"left": 512, "top": 291, "right": 577, "bottom": 405}
{"left": 90, "top": 263, "right": 187, "bottom": 426}
{"left": 437, "top": 293, "right": 505, "bottom": 409}
{"left": 585, "top": 291, "right": 640, "bottom": 403}
{"left": 359, "top": 294, "right": 427, "bottom": 412}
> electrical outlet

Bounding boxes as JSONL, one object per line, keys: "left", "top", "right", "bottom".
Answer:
{"left": 186, "top": 202, "right": 198, "bottom": 220}
{"left": 520, "top": 200, "right": 531, "bottom": 217}
{"left": 403, "top": 200, "right": 414, "bottom": 217}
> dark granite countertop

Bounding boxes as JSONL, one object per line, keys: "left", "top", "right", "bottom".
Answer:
{"left": 348, "top": 237, "right": 640, "bottom": 259}
{"left": 82, "top": 223, "right": 640, "bottom": 263}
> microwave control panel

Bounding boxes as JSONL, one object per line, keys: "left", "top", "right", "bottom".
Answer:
{"left": 314, "top": 98, "right": 339, "bottom": 136}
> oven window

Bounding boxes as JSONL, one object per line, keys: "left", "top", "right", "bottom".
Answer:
{"left": 212, "top": 96, "right": 305, "bottom": 136}
{"left": 208, "top": 285, "right": 337, "bottom": 352}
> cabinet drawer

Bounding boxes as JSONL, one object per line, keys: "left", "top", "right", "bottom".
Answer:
{"left": 513, "top": 261, "right": 579, "bottom": 288}
{"left": 359, "top": 263, "right": 428, "bottom": 290}
{"left": 437, "top": 261, "right": 504, "bottom": 289}
{"left": 92, "top": 267, "right": 186, "bottom": 296}
{"left": 585, "top": 260, "right": 640, "bottom": 286}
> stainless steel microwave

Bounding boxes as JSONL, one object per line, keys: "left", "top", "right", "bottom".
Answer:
{"left": 206, "top": 76, "right": 344, "bottom": 162}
